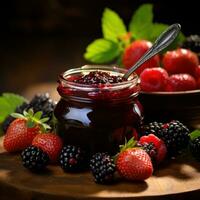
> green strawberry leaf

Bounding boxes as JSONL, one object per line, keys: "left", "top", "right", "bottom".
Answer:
{"left": 102, "top": 8, "right": 127, "bottom": 42}
{"left": 84, "top": 38, "right": 121, "bottom": 63}
{"left": 0, "top": 93, "right": 27, "bottom": 123}
{"left": 129, "top": 4, "right": 153, "bottom": 39}
{"left": 11, "top": 113, "right": 26, "bottom": 119}
{"left": 34, "top": 111, "right": 43, "bottom": 120}
{"left": 190, "top": 130, "right": 200, "bottom": 141}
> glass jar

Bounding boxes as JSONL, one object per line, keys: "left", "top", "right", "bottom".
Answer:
{"left": 54, "top": 65, "right": 143, "bottom": 155}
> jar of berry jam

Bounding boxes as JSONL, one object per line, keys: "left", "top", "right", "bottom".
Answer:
{"left": 54, "top": 65, "right": 143, "bottom": 155}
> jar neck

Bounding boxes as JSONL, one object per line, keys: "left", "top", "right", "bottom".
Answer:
{"left": 57, "top": 85, "right": 140, "bottom": 106}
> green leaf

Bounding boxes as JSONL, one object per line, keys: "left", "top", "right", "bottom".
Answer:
{"left": 34, "top": 111, "right": 43, "bottom": 120}
{"left": 102, "top": 8, "right": 127, "bottom": 42}
{"left": 148, "top": 23, "right": 169, "bottom": 42}
{"left": 11, "top": 113, "right": 26, "bottom": 119}
{"left": 0, "top": 93, "right": 27, "bottom": 123}
{"left": 190, "top": 130, "right": 200, "bottom": 141}
{"left": 129, "top": 4, "right": 153, "bottom": 39}
{"left": 84, "top": 39, "right": 121, "bottom": 63}
{"left": 40, "top": 117, "right": 50, "bottom": 123}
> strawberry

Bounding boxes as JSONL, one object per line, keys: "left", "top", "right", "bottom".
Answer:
{"left": 163, "top": 48, "right": 199, "bottom": 76}
{"left": 32, "top": 133, "right": 63, "bottom": 163}
{"left": 116, "top": 148, "right": 153, "bottom": 181}
{"left": 122, "top": 40, "right": 160, "bottom": 75}
{"left": 165, "top": 74, "right": 197, "bottom": 92}
{"left": 140, "top": 67, "right": 169, "bottom": 92}
{"left": 139, "top": 134, "right": 167, "bottom": 164}
{"left": 3, "top": 109, "right": 51, "bottom": 152}
{"left": 115, "top": 138, "right": 153, "bottom": 181}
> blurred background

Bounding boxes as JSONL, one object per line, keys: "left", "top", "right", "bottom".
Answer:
{"left": 0, "top": 0, "right": 199, "bottom": 98}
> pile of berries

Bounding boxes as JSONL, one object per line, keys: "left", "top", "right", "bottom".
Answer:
{"left": 122, "top": 39, "right": 200, "bottom": 92}
{"left": 1, "top": 92, "right": 200, "bottom": 185}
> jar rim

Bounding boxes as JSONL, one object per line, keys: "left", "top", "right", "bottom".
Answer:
{"left": 59, "top": 65, "right": 139, "bottom": 90}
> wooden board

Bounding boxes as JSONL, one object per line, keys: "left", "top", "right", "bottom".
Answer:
{"left": 0, "top": 137, "right": 200, "bottom": 200}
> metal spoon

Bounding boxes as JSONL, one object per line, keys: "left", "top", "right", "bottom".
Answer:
{"left": 123, "top": 23, "right": 181, "bottom": 79}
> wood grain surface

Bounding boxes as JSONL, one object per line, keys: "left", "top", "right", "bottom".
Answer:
{"left": 0, "top": 137, "right": 200, "bottom": 200}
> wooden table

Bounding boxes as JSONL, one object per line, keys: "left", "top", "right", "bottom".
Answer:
{"left": 0, "top": 137, "right": 200, "bottom": 200}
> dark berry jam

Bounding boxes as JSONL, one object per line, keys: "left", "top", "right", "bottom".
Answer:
{"left": 73, "top": 71, "right": 126, "bottom": 85}
{"left": 54, "top": 66, "right": 143, "bottom": 155}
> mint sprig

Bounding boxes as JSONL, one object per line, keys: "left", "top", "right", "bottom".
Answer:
{"left": 84, "top": 4, "right": 185, "bottom": 65}
{"left": 129, "top": 4, "right": 153, "bottom": 40}
{"left": 128, "top": 4, "right": 185, "bottom": 47}
{"left": 102, "top": 8, "right": 127, "bottom": 42}
{"left": 84, "top": 39, "right": 121, "bottom": 63}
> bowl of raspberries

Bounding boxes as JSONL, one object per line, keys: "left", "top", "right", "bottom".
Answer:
{"left": 122, "top": 37, "right": 200, "bottom": 129}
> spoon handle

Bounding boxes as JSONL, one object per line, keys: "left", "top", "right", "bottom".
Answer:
{"left": 123, "top": 23, "right": 181, "bottom": 79}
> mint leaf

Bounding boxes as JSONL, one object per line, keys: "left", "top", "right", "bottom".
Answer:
{"left": 0, "top": 93, "right": 27, "bottom": 123}
{"left": 190, "top": 130, "right": 200, "bottom": 141}
{"left": 148, "top": 23, "right": 169, "bottom": 42}
{"left": 129, "top": 4, "right": 153, "bottom": 39}
{"left": 84, "top": 39, "right": 121, "bottom": 63}
{"left": 102, "top": 8, "right": 127, "bottom": 42}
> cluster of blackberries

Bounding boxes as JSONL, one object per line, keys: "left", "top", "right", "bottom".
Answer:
{"left": 3, "top": 93, "right": 55, "bottom": 132}
{"left": 21, "top": 144, "right": 115, "bottom": 184}
{"left": 141, "top": 120, "right": 200, "bottom": 161}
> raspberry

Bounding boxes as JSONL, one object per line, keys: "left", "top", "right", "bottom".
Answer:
{"left": 140, "top": 68, "right": 169, "bottom": 92}
{"left": 163, "top": 48, "right": 199, "bottom": 76}
{"left": 165, "top": 74, "right": 197, "bottom": 92}
{"left": 122, "top": 40, "right": 160, "bottom": 75}
{"left": 139, "top": 134, "right": 167, "bottom": 164}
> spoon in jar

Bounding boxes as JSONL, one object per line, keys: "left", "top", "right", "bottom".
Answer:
{"left": 123, "top": 23, "right": 181, "bottom": 79}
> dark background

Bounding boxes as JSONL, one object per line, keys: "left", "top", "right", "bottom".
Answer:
{"left": 0, "top": 0, "right": 199, "bottom": 96}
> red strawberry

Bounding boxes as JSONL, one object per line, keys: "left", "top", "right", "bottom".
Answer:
{"left": 165, "top": 74, "right": 197, "bottom": 91}
{"left": 32, "top": 133, "right": 63, "bottom": 163}
{"left": 116, "top": 148, "right": 153, "bottom": 181}
{"left": 3, "top": 118, "right": 40, "bottom": 152}
{"left": 122, "top": 40, "right": 160, "bottom": 75}
{"left": 163, "top": 48, "right": 199, "bottom": 76}
{"left": 3, "top": 109, "right": 50, "bottom": 152}
{"left": 197, "top": 78, "right": 200, "bottom": 89}
{"left": 140, "top": 68, "right": 169, "bottom": 92}
{"left": 139, "top": 134, "right": 167, "bottom": 164}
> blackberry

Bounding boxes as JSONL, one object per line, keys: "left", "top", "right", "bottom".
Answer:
{"left": 156, "top": 120, "right": 190, "bottom": 156}
{"left": 59, "top": 145, "right": 87, "bottom": 172}
{"left": 2, "top": 93, "right": 55, "bottom": 133}
{"left": 27, "top": 93, "right": 55, "bottom": 120}
{"left": 21, "top": 146, "right": 49, "bottom": 170}
{"left": 90, "top": 152, "right": 115, "bottom": 184}
{"left": 189, "top": 137, "right": 200, "bottom": 161}
{"left": 2, "top": 102, "right": 29, "bottom": 132}
{"left": 181, "top": 35, "right": 200, "bottom": 55}
{"left": 137, "top": 142, "right": 157, "bottom": 164}
{"left": 140, "top": 122, "right": 163, "bottom": 136}
{"left": 73, "top": 71, "right": 126, "bottom": 85}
